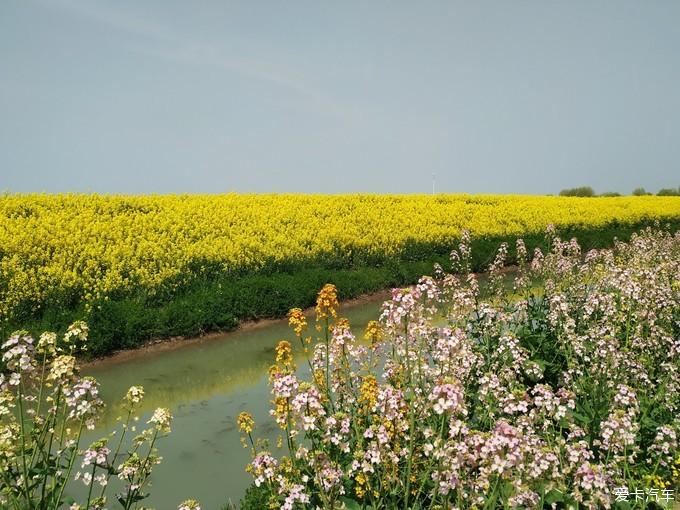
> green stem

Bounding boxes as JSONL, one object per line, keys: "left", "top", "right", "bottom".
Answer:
{"left": 99, "top": 407, "right": 133, "bottom": 499}
{"left": 124, "top": 429, "right": 159, "bottom": 510}
{"left": 324, "top": 316, "right": 334, "bottom": 412}
{"left": 85, "top": 462, "right": 97, "bottom": 509}
{"left": 404, "top": 319, "right": 416, "bottom": 509}
{"left": 17, "top": 380, "right": 34, "bottom": 509}
{"left": 41, "top": 388, "right": 62, "bottom": 505}
{"left": 35, "top": 352, "right": 48, "bottom": 418}
{"left": 53, "top": 418, "right": 85, "bottom": 510}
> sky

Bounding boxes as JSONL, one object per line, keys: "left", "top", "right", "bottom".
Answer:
{"left": 1, "top": 1, "right": 679, "bottom": 195}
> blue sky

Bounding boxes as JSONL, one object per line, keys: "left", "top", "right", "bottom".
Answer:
{"left": 1, "top": 0, "right": 679, "bottom": 194}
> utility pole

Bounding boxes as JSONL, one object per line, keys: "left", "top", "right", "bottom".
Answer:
{"left": 432, "top": 173, "right": 436, "bottom": 195}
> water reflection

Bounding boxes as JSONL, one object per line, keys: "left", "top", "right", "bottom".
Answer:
{"left": 73, "top": 296, "right": 386, "bottom": 509}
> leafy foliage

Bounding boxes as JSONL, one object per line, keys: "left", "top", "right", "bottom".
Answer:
{"left": 559, "top": 186, "right": 596, "bottom": 197}
{"left": 657, "top": 187, "right": 680, "bottom": 196}
{"left": 632, "top": 187, "right": 651, "bottom": 196}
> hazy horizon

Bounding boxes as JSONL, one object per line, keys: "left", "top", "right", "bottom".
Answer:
{"left": 0, "top": 190, "right": 674, "bottom": 197}
{"left": 2, "top": 1, "right": 679, "bottom": 195}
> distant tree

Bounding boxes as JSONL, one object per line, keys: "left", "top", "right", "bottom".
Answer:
{"left": 657, "top": 187, "right": 680, "bottom": 196}
{"left": 632, "top": 187, "right": 651, "bottom": 196}
{"left": 559, "top": 186, "right": 595, "bottom": 197}
{"left": 600, "top": 191, "right": 622, "bottom": 197}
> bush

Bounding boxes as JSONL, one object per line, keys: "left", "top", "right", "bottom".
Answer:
{"left": 558, "top": 186, "right": 595, "bottom": 197}
{"left": 658, "top": 187, "right": 680, "bottom": 196}
{"left": 632, "top": 187, "right": 651, "bottom": 196}
{"left": 237, "top": 485, "right": 271, "bottom": 510}
{"left": 599, "top": 191, "right": 622, "bottom": 197}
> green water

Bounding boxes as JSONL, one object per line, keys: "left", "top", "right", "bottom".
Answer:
{"left": 75, "top": 296, "right": 385, "bottom": 509}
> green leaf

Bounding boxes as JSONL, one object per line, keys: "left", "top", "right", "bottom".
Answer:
{"left": 544, "top": 489, "right": 564, "bottom": 504}
{"left": 571, "top": 410, "right": 589, "bottom": 425}
{"left": 338, "top": 496, "right": 362, "bottom": 510}
{"left": 613, "top": 500, "right": 632, "bottom": 510}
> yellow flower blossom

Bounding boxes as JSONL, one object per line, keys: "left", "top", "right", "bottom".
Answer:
{"left": 355, "top": 472, "right": 367, "bottom": 498}
{"left": 0, "top": 194, "right": 677, "bottom": 330}
{"left": 237, "top": 411, "right": 255, "bottom": 434}
{"left": 364, "top": 320, "right": 383, "bottom": 345}
{"left": 275, "top": 340, "right": 294, "bottom": 370}
{"left": 287, "top": 308, "right": 307, "bottom": 336}
{"left": 315, "top": 283, "right": 339, "bottom": 321}
{"left": 358, "top": 375, "right": 379, "bottom": 410}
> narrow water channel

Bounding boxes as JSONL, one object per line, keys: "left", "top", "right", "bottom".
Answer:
{"left": 74, "top": 294, "right": 386, "bottom": 509}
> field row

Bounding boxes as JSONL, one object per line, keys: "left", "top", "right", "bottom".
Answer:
{"left": 1, "top": 194, "right": 679, "bottom": 352}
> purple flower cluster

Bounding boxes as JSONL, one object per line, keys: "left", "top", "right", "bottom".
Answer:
{"left": 237, "top": 227, "right": 679, "bottom": 509}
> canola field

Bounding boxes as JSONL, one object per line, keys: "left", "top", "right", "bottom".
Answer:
{"left": 1, "top": 193, "right": 679, "bottom": 353}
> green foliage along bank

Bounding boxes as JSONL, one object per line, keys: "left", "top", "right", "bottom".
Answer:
{"left": 7, "top": 219, "right": 679, "bottom": 357}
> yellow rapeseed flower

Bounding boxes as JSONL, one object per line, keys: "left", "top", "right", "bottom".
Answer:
{"left": 364, "top": 320, "right": 383, "bottom": 345}
{"left": 0, "top": 194, "right": 678, "bottom": 327}
{"left": 275, "top": 340, "right": 294, "bottom": 368}
{"left": 315, "top": 283, "right": 339, "bottom": 321}
{"left": 237, "top": 411, "right": 255, "bottom": 434}
{"left": 287, "top": 308, "right": 307, "bottom": 336}
{"left": 358, "top": 375, "right": 379, "bottom": 410}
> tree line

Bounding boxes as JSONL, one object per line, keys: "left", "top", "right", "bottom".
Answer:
{"left": 558, "top": 186, "right": 680, "bottom": 197}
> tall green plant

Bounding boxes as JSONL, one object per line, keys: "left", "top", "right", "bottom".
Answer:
{"left": 238, "top": 227, "right": 680, "bottom": 509}
{"left": 0, "top": 323, "right": 200, "bottom": 510}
